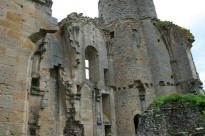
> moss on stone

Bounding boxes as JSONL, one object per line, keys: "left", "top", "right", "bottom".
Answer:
{"left": 174, "top": 24, "right": 194, "bottom": 42}
{"left": 154, "top": 19, "right": 194, "bottom": 42}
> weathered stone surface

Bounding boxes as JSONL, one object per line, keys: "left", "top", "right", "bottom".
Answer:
{"left": 99, "top": 0, "right": 157, "bottom": 24}
{"left": 0, "top": 95, "right": 13, "bottom": 110}
{"left": 137, "top": 101, "right": 205, "bottom": 136}
{"left": 0, "top": 0, "right": 203, "bottom": 136}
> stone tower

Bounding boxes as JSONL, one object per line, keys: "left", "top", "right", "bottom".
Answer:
{"left": 98, "top": 0, "right": 203, "bottom": 135}
{"left": 98, "top": 0, "right": 157, "bottom": 24}
{"left": 0, "top": 0, "right": 203, "bottom": 136}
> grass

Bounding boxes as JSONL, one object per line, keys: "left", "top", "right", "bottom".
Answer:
{"left": 154, "top": 19, "right": 194, "bottom": 41}
{"left": 154, "top": 93, "right": 205, "bottom": 113}
{"left": 0, "top": 132, "right": 16, "bottom": 136}
{"left": 155, "top": 19, "right": 172, "bottom": 29}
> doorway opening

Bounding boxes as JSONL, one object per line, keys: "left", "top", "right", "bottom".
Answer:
{"left": 134, "top": 114, "right": 140, "bottom": 134}
{"left": 105, "top": 125, "right": 111, "bottom": 136}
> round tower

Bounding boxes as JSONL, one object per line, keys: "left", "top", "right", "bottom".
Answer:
{"left": 98, "top": 0, "right": 157, "bottom": 24}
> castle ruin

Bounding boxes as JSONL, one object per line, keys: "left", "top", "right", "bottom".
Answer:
{"left": 0, "top": 0, "right": 203, "bottom": 136}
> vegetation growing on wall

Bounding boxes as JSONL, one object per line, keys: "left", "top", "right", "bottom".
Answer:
{"left": 61, "top": 22, "right": 72, "bottom": 31}
{"left": 154, "top": 19, "right": 194, "bottom": 42}
{"left": 0, "top": 133, "right": 16, "bottom": 136}
{"left": 154, "top": 93, "right": 205, "bottom": 115}
{"left": 155, "top": 19, "right": 172, "bottom": 29}
{"left": 174, "top": 24, "right": 194, "bottom": 42}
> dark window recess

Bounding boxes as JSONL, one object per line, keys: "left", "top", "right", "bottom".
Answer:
{"left": 159, "top": 81, "right": 165, "bottom": 86}
{"left": 110, "top": 31, "right": 114, "bottom": 39}
{"left": 77, "top": 85, "right": 81, "bottom": 92}
{"left": 145, "top": 83, "right": 149, "bottom": 88}
{"left": 132, "top": 29, "right": 137, "bottom": 32}
{"left": 128, "top": 84, "right": 134, "bottom": 89}
{"left": 191, "top": 82, "right": 195, "bottom": 85}
{"left": 31, "top": 77, "right": 40, "bottom": 87}
{"left": 104, "top": 69, "right": 109, "bottom": 86}
{"left": 139, "top": 94, "right": 145, "bottom": 101}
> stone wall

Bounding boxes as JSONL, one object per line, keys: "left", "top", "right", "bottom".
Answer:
{"left": 0, "top": 0, "right": 203, "bottom": 136}
{"left": 0, "top": 0, "right": 58, "bottom": 135}
{"left": 98, "top": 0, "right": 157, "bottom": 24}
{"left": 137, "top": 95, "right": 205, "bottom": 136}
{"left": 60, "top": 13, "right": 117, "bottom": 136}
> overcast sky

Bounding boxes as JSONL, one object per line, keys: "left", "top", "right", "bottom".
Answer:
{"left": 52, "top": 0, "right": 205, "bottom": 88}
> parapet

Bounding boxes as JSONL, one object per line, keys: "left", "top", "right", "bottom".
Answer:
{"left": 98, "top": 0, "right": 157, "bottom": 24}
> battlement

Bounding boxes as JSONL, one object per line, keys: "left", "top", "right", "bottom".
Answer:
{"left": 98, "top": 0, "right": 157, "bottom": 24}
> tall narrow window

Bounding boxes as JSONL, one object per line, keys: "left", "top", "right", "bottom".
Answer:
{"left": 102, "top": 94, "right": 111, "bottom": 122}
{"left": 104, "top": 69, "right": 109, "bottom": 86}
{"left": 85, "top": 59, "right": 89, "bottom": 79}
{"left": 85, "top": 46, "right": 99, "bottom": 84}
{"left": 139, "top": 89, "right": 146, "bottom": 110}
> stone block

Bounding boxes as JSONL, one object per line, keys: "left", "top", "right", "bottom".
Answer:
{"left": 0, "top": 95, "right": 13, "bottom": 110}
{"left": 0, "top": 56, "right": 17, "bottom": 66}
{"left": 0, "top": 111, "right": 9, "bottom": 122}
{"left": 7, "top": 29, "right": 20, "bottom": 39}
{"left": 0, "top": 46, "right": 6, "bottom": 56}
{"left": 0, "top": 84, "right": 13, "bottom": 95}
{"left": 12, "top": 91, "right": 27, "bottom": 100}
{"left": 0, "top": 63, "right": 16, "bottom": 86}
{"left": 19, "top": 37, "right": 37, "bottom": 51}
{"left": 0, "top": 122, "right": 9, "bottom": 135}
{"left": 9, "top": 111, "right": 27, "bottom": 123}
{"left": 6, "top": 11, "right": 22, "bottom": 23}
{"left": 9, "top": 123, "right": 26, "bottom": 135}
{"left": 5, "top": 48, "right": 18, "bottom": 58}
{"left": 12, "top": 99, "right": 26, "bottom": 112}
{"left": 22, "top": 6, "right": 36, "bottom": 17}
{"left": 0, "top": 19, "right": 20, "bottom": 31}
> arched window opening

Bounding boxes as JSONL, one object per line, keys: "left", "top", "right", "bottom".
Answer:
{"left": 134, "top": 114, "right": 140, "bottom": 134}
{"left": 85, "top": 46, "right": 99, "bottom": 84}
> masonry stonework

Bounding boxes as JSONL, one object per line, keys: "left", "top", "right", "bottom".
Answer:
{"left": 0, "top": 0, "right": 203, "bottom": 136}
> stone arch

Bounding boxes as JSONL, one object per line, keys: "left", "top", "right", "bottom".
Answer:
{"left": 85, "top": 46, "right": 99, "bottom": 85}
